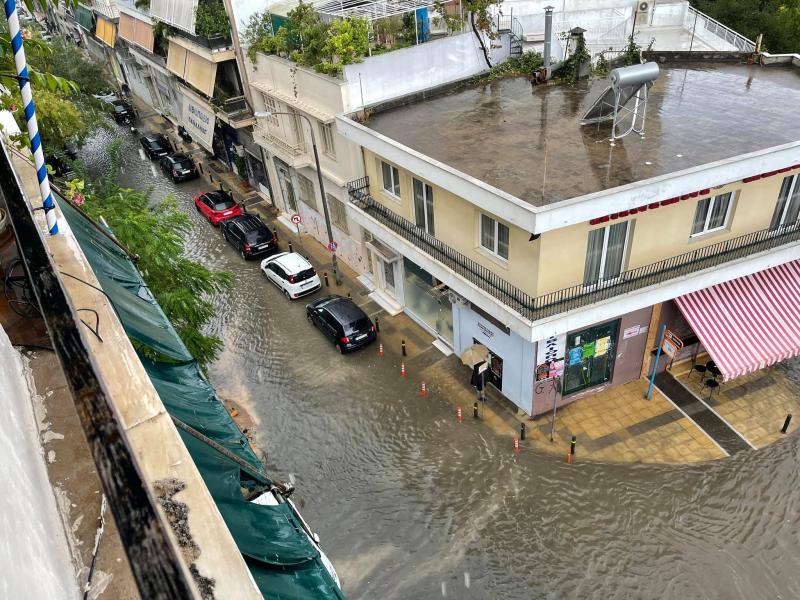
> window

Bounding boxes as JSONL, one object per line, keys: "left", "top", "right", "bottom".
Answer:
{"left": 319, "top": 122, "right": 335, "bottom": 157}
{"left": 327, "top": 193, "right": 349, "bottom": 234}
{"left": 480, "top": 214, "right": 509, "bottom": 260}
{"left": 770, "top": 174, "right": 800, "bottom": 231}
{"left": 412, "top": 178, "right": 435, "bottom": 235}
{"left": 583, "top": 221, "right": 630, "bottom": 286}
{"left": 691, "top": 192, "right": 733, "bottom": 236}
{"left": 381, "top": 160, "right": 400, "bottom": 197}
{"left": 297, "top": 173, "right": 316, "bottom": 211}
{"left": 261, "top": 94, "right": 279, "bottom": 126}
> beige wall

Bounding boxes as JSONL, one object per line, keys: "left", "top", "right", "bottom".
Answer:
{"left": 364, "top": 148, "right": 796, "bottom": 301}
{"left": 363, "top": 149, "right": 541, "bottom": 296}
{"left": 537, "top": 175, "right": 787, "bottom": 295}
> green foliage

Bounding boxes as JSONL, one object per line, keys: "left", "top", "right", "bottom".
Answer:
{"left": 561, "top": 33, "right": 591, "bottom": 82}
{"left": 10, "top": 89, "right": 86, "bottom": 150}
{"left": 246, "top": 2, "right": 368, "bottom": 76}
{"left": 693, "top": 0, "right": 800, "bottom": 54}
{"left": 322, "top": 17, "right": 369, "bottom": 67}
{"left": 464, "top": 0, "right": 495, "bottom": 34}
{"left": 79, "top": 143, "right": 231, "bottom": 367}
{"left": 134, "top": 0, "right": 150, "bottom": 10}
{"left": 482, "top": 51, "right": 543, "bottom": 81}
{"left": 31, "top": 39, "right": 111, "bottom": 96}
{"left": 243, "top": 9, "right": 273, "bottom": 46}
{"left": 624, "top": 34, "right": 641, "bottom": 66}
{"left": 194, "top": 0, "right": 230, "bottom": 39}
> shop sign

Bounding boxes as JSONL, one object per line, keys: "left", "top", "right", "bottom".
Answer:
{"left": 477, "top": 322, "right": 494, "bottom": 339}
{"left": 568, "top": 346, "right": 583, "bottom": 366}
{"left": 180, "top": 89, "right": 215, "bottom": 152}
{"left": 623, "top": 324, "right": 640, "bottom": 339}
{"left": 661, "top": 329, "right": 683, "bottom": 358}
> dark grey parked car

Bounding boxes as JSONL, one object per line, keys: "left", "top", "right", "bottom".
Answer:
{"left": 139, "top": 133, "right": 170, "bottom": 159}
{"left": 306, "top": 295, "right": 377, "bottom": 353}
{"left": 219, "top": 214, "right": 278, "bottom": 260}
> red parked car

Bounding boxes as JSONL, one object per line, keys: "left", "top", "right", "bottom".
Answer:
{"left": 193, "top": 190, "right": 242, "bottom": 226}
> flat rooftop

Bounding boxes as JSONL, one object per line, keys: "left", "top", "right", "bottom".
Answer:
{"left": 366, "top": 61, "right": 800, "bottom": 206}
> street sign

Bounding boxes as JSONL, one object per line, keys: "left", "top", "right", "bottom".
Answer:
{"left": 290, "top": 213, "right": 302, "bottom": 225}
{"left": 661, "top": 329, "right": 683, "bottom": 359}
{"left": 327, "top": 241, "right": 338, "bottom": 252}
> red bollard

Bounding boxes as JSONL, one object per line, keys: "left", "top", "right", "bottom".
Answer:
{"left": 566, "top": 451, "right": 572, "bottom": 464}
{"left": 378, "top": 343, "right": 384, "bottom": 357}
{"left": 513, "top": 438, "right": 520, "bottom": 453}
{"left": 457, "top": 406, "right": 463, "bottom": 423}
{"left": 400, "top": 362, "right": 406, "bottom": 378}
{"left": 421, "top": 382, "right": 427, "bottom": 397}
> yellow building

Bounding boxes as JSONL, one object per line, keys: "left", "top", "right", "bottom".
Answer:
{"left": 338, "top": 56, "right": 800, "bottom": 415}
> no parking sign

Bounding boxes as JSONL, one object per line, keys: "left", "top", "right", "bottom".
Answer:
{"left": 327, "top": 241, "right": 338, "bottom": 252}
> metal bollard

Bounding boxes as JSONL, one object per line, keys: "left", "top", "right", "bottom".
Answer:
{"left": 473, "top": 401, "right": 479, "bottom": 419}
{"left": 324, "top": 273, "right": 329, "bottom": 287}
{"left": 375, "top": 317, "right": 380, "bottom": 332}
{"left": 401, "top": 340, "right": 406, "bottom": 356}
{"left": 198, "top": 163, "right": 204, "bottom": 174}
{"left": 520, "top": 422, "right": 526, "bottom": 441}
{"left": 288, "top": 241, "right": 293, "bottom": 253}
{"left": 782, "top": 414, "right": 792, "bottom": 434}
{"left": 272, "top": 228, "right": 278, "bottom": 241}
{"left": 570, "top": 435, "right": 576, "bottom": 457}
{"left": 347, "top": 292, "right": 351, "bottom": 299}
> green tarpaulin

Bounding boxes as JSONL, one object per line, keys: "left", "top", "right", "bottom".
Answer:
{"left": 59, "top": 198, "right": 343, "bottom": 599}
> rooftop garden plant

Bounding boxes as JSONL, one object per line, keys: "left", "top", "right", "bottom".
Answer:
{"left": 194, "top": 0, "right": 231, "bottom": 39}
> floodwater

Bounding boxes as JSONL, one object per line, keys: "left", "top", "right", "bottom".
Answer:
{"left": 82, "top": 127, "right": 800, "bottom": 599}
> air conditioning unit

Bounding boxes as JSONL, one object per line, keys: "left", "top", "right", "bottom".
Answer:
{"left": 635, "top": 1, "right": 651, "bottom": 24}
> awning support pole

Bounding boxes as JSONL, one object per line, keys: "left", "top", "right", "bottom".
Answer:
{"left": 646, "top": 325, "right": 666, "bottom": 401}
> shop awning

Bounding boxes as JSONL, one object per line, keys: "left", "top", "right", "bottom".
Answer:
{"left": 674, "top": 260, "right": 800, "bottom": 381}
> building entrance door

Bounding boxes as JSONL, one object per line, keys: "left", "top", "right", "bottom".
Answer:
{"left": 381, "top": 258, "right": 397, "bottom": 296}
{"left": 274, "top": 159, "right": 297, "bottom": 214}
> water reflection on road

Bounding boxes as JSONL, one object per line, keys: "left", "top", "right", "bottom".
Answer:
{"left": 82, "top": 127, "right": 800, "bottom": 600}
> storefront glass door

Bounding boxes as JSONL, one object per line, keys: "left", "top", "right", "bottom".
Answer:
{"left": 402, "top": 258, "right": 453, "bottom": 345}
{"left": 274, "top": 159, "right": 297, "bottom": 214}
{"left": 563, "top": 320, "right": 620, "bottom": 395}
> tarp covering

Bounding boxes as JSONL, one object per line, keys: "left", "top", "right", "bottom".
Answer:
{"left": 58, "top": 198, "right": 343, "bottom": 599}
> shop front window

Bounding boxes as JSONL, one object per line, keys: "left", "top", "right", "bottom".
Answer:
{"left": 563, "top": 320, "right": 619, "bottom": 395}
{"left": 403, "top": 258, "right": 453, "bottom": 345}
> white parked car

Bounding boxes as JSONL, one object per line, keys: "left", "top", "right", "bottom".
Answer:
{"left": 260, "top": 252, "right": 321, "bottom": 299}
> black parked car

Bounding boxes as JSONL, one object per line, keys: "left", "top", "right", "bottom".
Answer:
{"left": 159, "top": 153, "right": 198, "bottom": 182}
{"left": 219, "top": 214, "right": 278, "bottom": 260}
{"left": 110, "top": 99, "right": 134, "bottom": 124}
{"left": 306, "top": 295, "right": 377, "bottom": 354}
{"left": 140, "top": 133, "right": 170, "bottom": 159}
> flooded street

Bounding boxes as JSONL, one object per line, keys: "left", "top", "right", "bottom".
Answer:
{"left": 83, "top": 127, "right": 800, "bottom": 599}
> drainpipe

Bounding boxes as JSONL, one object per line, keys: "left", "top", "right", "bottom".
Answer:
{"left": 543, "top": 6, "right": 554, "bottom": 79}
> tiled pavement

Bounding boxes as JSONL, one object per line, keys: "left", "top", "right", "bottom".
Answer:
{"left": 674, "top": 356, "right": 800, "bottom": 449}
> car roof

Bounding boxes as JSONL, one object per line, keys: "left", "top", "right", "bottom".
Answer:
{"left": 228, "top": 214, "right": 263, "bottom": 230}
{"left": 167, "top": 153, "right": 190, "bottom": 162}
{"left": 271, "top": 252, "right": 312, "bottom": 274}
{"left": 325, "top": 297, "right": 366, "bottom": 322}
{"left": 144, "top": 134, "right": 165, "bottom": 142}
{"left": 204, "top": 190, "right": 233, "bottom": 202}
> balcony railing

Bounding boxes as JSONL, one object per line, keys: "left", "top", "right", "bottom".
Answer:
{"left": 685, "top": 6, "right": 756, "bottom": 52}
{"left": 171, "top": 30, "right": 233, "bottom": 51}
{"left": 348, "top": 176, "right": 800, "bottom": 322}
{"left": 254, "top": 126, "right": 306, "bottom": 157}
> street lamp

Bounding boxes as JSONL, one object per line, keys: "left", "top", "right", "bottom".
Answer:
{"left": 254, "top": 110, "right": 341, "bottom": 285}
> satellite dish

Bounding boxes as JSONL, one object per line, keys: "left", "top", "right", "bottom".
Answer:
{"left": 581, "top": 62, "right": 659, "bottom": 143}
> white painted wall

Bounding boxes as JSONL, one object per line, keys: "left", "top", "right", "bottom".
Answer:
{"left": 0, "top": 329, "right": 78, "bottom": 599}
{"left": 343, "top": 32, "right": 510, "bottom": 110}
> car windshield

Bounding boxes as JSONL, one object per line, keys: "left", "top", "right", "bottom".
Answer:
{"left": 149, "top": 138, "right": 165, "bottom": 149}
{"left": 345, "top": 317, "right": 371, "bottom": 334}
{"left": 113, "top": 104, "right": 127, "bottom": 112}
{"left": 174, "top": 158, "right": 192, "bottom": 170}
{"left": 293, "top": 267, "right": 316, "bottom": 283}
{"left": 213, "top": 200, "right": 236, "bottom": 211}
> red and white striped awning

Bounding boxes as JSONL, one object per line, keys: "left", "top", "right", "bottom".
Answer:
{"left": 674, "top": 260, "right": 800, "bottom": 381}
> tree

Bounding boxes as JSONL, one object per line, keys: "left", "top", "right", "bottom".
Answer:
{"left": 693, "top": 0, "right": 800, "bottom": 53}
{"left": 74, "top": 144, "right": 232, "bottom": 367}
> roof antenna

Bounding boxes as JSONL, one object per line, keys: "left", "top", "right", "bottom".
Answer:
{"left": 580, "top": 62, "right": 660, "bottom": 146}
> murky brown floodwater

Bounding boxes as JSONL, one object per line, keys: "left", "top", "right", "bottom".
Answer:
{"left": 82, "top": 127, "right": 800, "bottom": 600}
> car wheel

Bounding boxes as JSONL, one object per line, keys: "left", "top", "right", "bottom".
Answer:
{"left": 284, "top": 289, "right": 291, "bottom": 299}
{"left": 337, "top": 343, "right": 346, "bottom": 354}
{"left": 222, "top": 230, "right": 227, "bottom": 241}
{"left": 306, "top": 312, "right": 312, "bottom": 322}
{"left": 240, "top": 246, "right": 246, "bottom": 260}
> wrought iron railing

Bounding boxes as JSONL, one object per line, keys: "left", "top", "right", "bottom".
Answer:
{"left": 348, "top": 176, "right": 800, "bottom": 322}
{"left": 220, "top": 95, "right": 250, "bottom": 118}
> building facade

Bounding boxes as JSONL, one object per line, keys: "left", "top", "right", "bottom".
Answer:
{"left": 338, "top": 56, "right": 800, "bottom": 415}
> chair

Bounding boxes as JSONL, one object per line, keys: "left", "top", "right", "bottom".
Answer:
{"left": 691, "top": 363, "right": 708, "bottom": 381}
{"left": 707, "top": 364, "right": 722, "bottom": 380}
{"left": 703, "top": 378, "right": 720, "bottom": 400}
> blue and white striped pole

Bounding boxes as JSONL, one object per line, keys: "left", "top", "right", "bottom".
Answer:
{"left": 4, "top": 0, "right": 58, "bottom": 234}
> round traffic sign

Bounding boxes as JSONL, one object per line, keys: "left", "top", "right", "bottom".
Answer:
{"left": 327, "top": 241, "right": 338, "bottom": 252}
{"left": 290, "top": 213, "right": 302, "bottom": 225}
